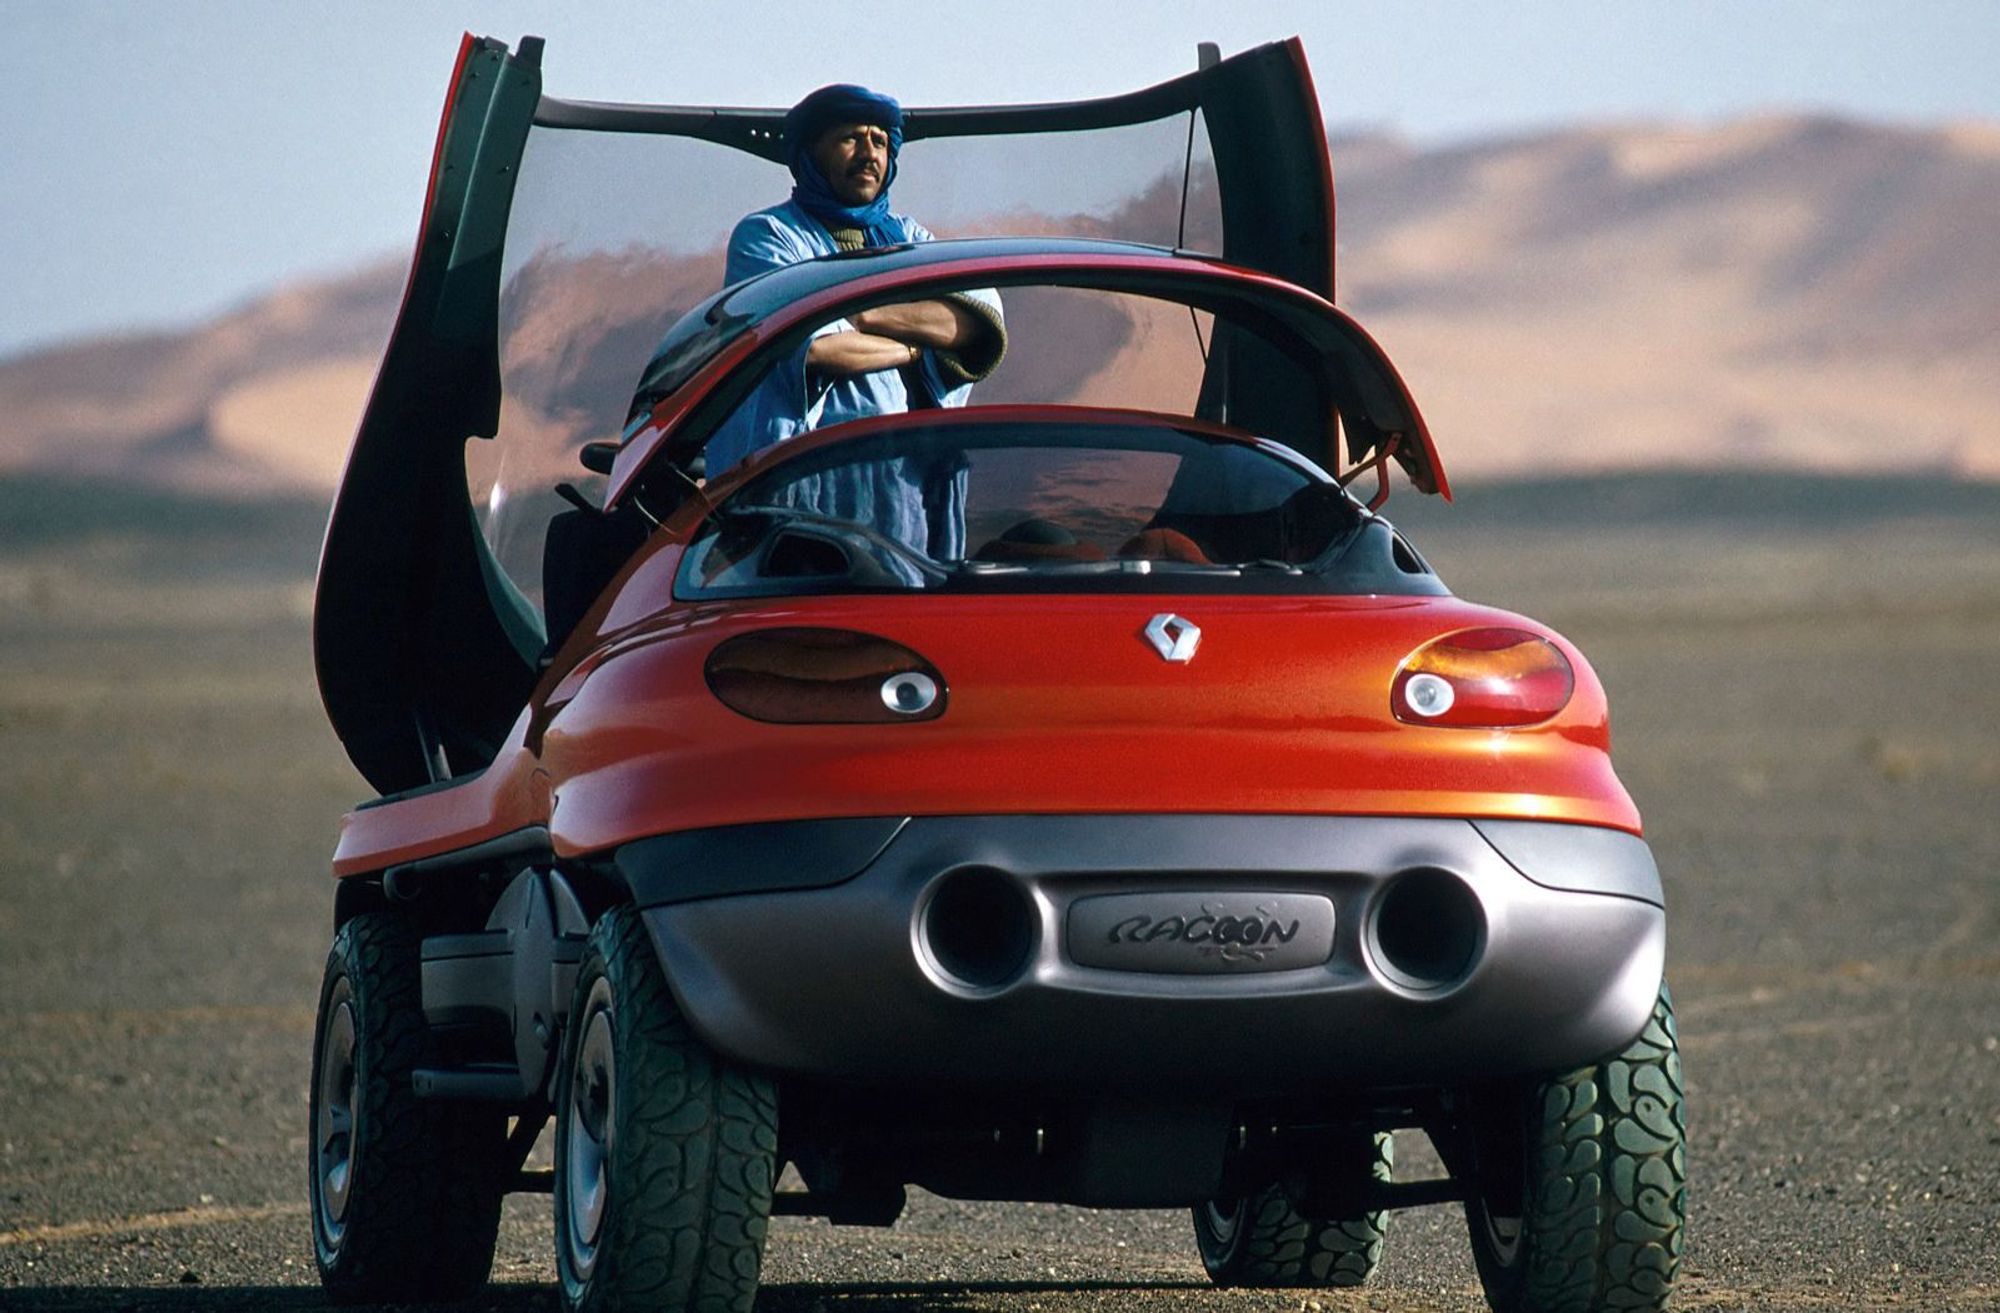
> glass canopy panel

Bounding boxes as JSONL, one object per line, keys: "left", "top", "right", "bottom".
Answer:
{"left": 476, "top": 113, "right": 1221, "bottom": 607}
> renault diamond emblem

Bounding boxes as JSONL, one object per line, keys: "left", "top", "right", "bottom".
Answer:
{"left": 1143, "top": 613, "right": 1201, "bottom": 663}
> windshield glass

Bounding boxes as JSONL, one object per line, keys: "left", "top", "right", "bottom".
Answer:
{"left": 676, "top": 418, "right": 1362, "bottom": 598}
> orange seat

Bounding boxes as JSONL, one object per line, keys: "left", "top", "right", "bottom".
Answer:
{"left": 1116, "top": 528, "right": 1210, "bottom": 564}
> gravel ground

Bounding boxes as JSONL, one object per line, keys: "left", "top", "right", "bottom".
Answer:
{"left": 2, "top": 517, "right": 1996, "bottom": 1311}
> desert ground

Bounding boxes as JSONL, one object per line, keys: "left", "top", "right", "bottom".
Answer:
{"left": 1, "top": 475, "right": 1996, "bottom": 1311}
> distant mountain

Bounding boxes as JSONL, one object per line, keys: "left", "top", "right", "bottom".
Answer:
{"left": 1329, "top": 116, "right": 2000, "bottom": 480}
{"left": 0, "top": 261, "right": 403, "bottom": 496}
{"left": 2, "top": 114, "right": 1995, "bottom": 497}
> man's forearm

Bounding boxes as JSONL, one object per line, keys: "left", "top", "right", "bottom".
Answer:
{"left": 806, "top": 330, "right": 921, "bottom": 376}
{"left": 850, "top": 299, "right": 983, "bottom": 350}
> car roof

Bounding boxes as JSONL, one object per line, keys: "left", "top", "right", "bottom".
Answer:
{"left": 632, "top": 236, "right": 1265, "bottom": 411}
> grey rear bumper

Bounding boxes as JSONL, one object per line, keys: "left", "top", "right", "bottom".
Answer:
{"left": 637, "top": 815, "right": 1664, "bottom": 1097}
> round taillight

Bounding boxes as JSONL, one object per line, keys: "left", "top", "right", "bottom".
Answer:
{"left": 1392, "top": 628, "right": 1574, "bottom": 728}
{"left": 1402, "top": 672, "right": 1456, "bottom": 719}
{"left": 706, "top": 628, "right": 947, "bottom": 724}
{"left": 880, "top": 671, "right": 939, "bottom": 715}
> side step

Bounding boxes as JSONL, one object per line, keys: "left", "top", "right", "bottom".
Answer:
{"left": 412, "top": 1064, "right": 530, "bottom": 1101}
{"left": 770, "top": 1185, "right": 907, "bottom": 1226}
{"left": 1367, "top": 1177, "right": 1466, "bottom": 1209}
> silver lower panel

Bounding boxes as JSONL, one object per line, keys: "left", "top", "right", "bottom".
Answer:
{"left": 643, "top": 815, "right": 1665, "bottom": 1097}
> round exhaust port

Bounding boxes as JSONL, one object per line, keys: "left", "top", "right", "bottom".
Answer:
{"left": 1367, "top": 868, "right": 1486, "bottom": 992}
{"left": 920, "top": 868, "right": 1036, "bottom": 991}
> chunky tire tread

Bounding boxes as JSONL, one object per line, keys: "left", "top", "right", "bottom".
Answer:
{"left": 309, "top": 911, "right": 504, "bottom": 1304}
{"left": 558, "top": 906, "right": 777, "bottom": 1313}
{"left": 1196, "top": 1132, "right": 1392, "bottom": 1288}
{"left": 1470, "top": 984, "right": 1685, "bottom": 1313}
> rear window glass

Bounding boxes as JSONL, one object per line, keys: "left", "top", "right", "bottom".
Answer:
{"left": 676, "top": 419, "right": 1358, "bottom": 599}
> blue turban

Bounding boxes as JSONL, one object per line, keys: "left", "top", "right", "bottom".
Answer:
{"left": 784, "top": 84, "right": 906, "bottom": 246}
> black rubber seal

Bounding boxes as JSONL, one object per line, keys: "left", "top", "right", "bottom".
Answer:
{"left": 616, "top": 816, "right": 908, "bottom": 907}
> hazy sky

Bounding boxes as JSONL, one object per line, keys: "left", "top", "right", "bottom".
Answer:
{"left": 4, "top": 0, "right": 1996, "bottom": 359}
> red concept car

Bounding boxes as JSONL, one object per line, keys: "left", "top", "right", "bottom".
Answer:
{"left": 309, "top": 34, "right": 1683, "bottom": 1313}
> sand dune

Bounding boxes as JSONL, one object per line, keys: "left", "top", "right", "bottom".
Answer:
{"left": 207, "top": 357, "right": 381, "bottom": 491}
{"left": 2, "top": 114, "right": 1994, "bottom": 498}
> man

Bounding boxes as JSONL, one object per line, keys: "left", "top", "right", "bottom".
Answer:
{"left": 706, "top": 83, "right": 1006, "bottom": 479}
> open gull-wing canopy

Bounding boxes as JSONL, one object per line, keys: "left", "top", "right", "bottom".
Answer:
{"left": 314, "top": 33, "right": 1393, "bottom": 796}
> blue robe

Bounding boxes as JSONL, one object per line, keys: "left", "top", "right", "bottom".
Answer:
{"left": 707, "top": 201, "right": 1006, "bottom": 473}
{"left": 706, "top": 200, "right": 1001, "bottom": 570}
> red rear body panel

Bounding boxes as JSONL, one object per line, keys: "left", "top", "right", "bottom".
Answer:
{"left": 536, "top": 591, "right": 1634, "bottom": 852}
{"left": 332, "top": 515, "right": 1637, "bottom": 878}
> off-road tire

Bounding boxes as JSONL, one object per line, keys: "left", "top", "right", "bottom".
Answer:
{"left": 554, "top": 905, "right": 778, "bottom": 1313}
{"left": 308, "top": 911, "right": 506, "bottom": 1303}
{"left": 1465, "top": 983, "right": 1685, "bottom": 1313}
{"left": 1193, "top": 1131, "right": 1393, "bottom": 1287}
